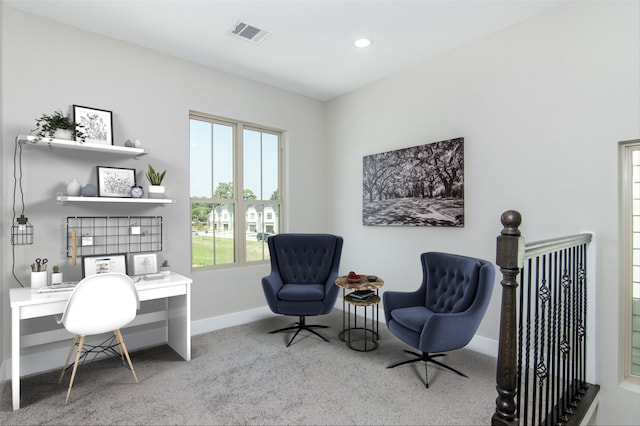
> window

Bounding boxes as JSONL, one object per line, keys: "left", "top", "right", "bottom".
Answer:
{"left": 620, "top": 140, "right": 640, "bottom": 383}
{"left": 190, "top": 112, "right": 282, "bottom": 268}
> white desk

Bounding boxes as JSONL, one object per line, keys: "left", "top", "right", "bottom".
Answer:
{"left": 10, "top": 272, "right": 192, "bottom": 411}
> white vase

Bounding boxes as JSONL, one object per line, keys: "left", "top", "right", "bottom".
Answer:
{"left": 51, "top": 272, "right": 63, "bottom": 284}
{"left": 67, "top": 178, "right": 82, "bottom": 196}
{"left": 148, "top": 185, "right": 165, "bottom": 199}
{"left": 53, "top": 128, "right": 73, "bottom": 140}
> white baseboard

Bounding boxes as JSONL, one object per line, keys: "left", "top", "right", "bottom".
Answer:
{"left": 1, "top": 304, "right": 498, "bottom": 382}
{"left": 191, "top": 306, "right": 275, "bottom": 335}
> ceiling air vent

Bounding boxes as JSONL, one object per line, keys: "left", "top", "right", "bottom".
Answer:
{"left": 228, "top": 20, "right": 271, "bottom": 44}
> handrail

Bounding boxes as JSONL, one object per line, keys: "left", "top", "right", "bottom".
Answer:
{"left": 525, "top": 233, "right": 593, "bottom": 258}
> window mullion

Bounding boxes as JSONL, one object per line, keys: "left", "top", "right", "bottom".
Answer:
{"left": 236, "top": 123, "right": 246, "bottom": 264}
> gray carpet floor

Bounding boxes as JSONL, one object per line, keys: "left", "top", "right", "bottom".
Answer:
{"left": 0, "top": 310, "right": 497, "bottom": 425}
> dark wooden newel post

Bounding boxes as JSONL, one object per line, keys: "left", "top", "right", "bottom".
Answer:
{"left": 492, "top": 210, "right": 524, "bottom": 426}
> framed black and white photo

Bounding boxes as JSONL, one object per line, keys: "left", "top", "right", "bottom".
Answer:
{"left": 82, "top": 254, "right": 127, "bottom": 278}
{"left": 97, "top": 166, "right": 136, "bottom": 197}
{"left": 73, "top": 105, "right": 113, "bottom": 145}
{"left": 362, "top": 137, "right": 464, "bottom": 227}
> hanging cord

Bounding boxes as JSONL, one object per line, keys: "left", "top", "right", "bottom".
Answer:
{"left": 11, "top": 137, "right": 25, "bottom": 287}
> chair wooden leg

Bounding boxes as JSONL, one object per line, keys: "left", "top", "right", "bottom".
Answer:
{"left": 114, "top": 330, "right": 125, "bottom": 364}
{"left": 59, "top": 335, "right": 79, "bottom": 384}
{"left": 115, "top": 329, "right": 138, "bottom": 383}
{"left": 65, "top": 335, "right": 85, "bottom": 405}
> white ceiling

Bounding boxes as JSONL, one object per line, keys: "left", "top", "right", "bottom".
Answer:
{"left": 4, "top": 0, "right": 571, "bottom": 101}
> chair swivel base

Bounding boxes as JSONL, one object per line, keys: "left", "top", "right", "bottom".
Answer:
{"left": 387, "top": 350, "right": 468, "bottom": 388}
{"left": 269, "top": 315, "right": 330, "bottom": 347}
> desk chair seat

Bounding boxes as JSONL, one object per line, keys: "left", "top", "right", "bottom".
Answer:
{"left": 57, "top": 272, "right": 139, "bottom": 404}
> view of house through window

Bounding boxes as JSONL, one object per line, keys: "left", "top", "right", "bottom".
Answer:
{"left": 190, "top": 113, "right": 282, "bottom": 268}
{"left": 620, "top": 140, "right": 640, "bottom": 382}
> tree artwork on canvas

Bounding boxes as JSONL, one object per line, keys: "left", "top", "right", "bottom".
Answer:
{"left": 362, "top": 137, "right": 464, "bottom": 227}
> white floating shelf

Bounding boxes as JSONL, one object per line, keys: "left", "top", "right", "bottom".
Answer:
{"left": 18, "top": 134, "right": 148, "bottom": 157}
{"left": 57, "top": 196, "right": 173, "bottom": 204}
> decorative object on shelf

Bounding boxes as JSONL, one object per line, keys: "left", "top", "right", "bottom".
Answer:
{"left": 80, "top": 184, "right": 97, "bottom": 197}
{"left": 124, "top": 139, "right": 133, "bottom": 147}
{"left": 134, "top": 139, "right": 142, "bottom": 148}
{"left": 146, "top": 164, "right": 166, "bottom": 198}
{"left": 51, "top": 265, "right": 63, "bottom": 284}
{"left": 97, "top": 166, "right": 136, "bottom": 197}
{"left": 31, "top": 109, "right": 86, "bottom": 145}
{"left": 66, "top": 178, "right": 82, "bottom": 196}
{"left": 130, "top": 185, "right": 144, "bottom": 198}
{"left": 160, "top": 259, "right": 170, "bottom": 276}
{"left": 73, "top": 105, "right": 113, "bottom": 145}
{"left": 11, "top": 214, "right": 34, "bottom": 245}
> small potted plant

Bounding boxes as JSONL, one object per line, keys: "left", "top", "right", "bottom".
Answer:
{"left": 146, "top": 164, "right": 167, "bottom": 198}
{"left": 32, "top": 110, "right": 86, "bottom": 145}
{"left": 51, "top": 265, "right": 63, "bottom": 284}
{"left": 159, "top": 259, "right": 170, "bottom": 276}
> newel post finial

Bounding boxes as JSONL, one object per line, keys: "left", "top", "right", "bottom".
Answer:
{"left": 500, "top": 210, "right": 522, "bottom": 236}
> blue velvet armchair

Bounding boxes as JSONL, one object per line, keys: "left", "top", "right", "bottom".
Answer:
{"left": 383, "top": 252, "right": 495, "bottom": 387}
{"left": 262, "top": 233, "right": 343, "bottom": 347}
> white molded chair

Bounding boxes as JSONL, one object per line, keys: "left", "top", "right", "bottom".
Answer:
{"left": 57, "top": 272, "right": 139, "bottom": 404}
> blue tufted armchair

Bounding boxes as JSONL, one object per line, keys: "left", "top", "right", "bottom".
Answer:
{"left": 383, "top": 252, "right": 495, "bottom": 387}
{"left": 262, "top": 233, "right": 343, "bottom": 347}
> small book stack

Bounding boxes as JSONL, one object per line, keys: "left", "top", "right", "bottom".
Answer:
{"left": 349, "top": 290, "right": 374, "bottom": 302}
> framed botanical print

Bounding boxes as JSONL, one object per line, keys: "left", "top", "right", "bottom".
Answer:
{"left": 97, "top": 166, "right": 136, "bottom": 197}
{"left": 73, "top": 105, "right": 113, "bottom": 145}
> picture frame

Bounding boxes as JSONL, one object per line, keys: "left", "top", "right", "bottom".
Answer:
{"left": 128, "top": 252, "right": 158, "bottom": 276}
{"left": 82, "top": 253, "right": 127, "bottom": 278}
{"left": 97, "top": 166, "right": 136, "bottom": 197}
{"left": 73, "top": 104, "right": 113, "bottom": 145}
{"left": 362, "top": 137, "right": 464, "bottom": 227}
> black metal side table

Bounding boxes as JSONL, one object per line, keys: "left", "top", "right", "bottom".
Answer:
{"left": 335, "top": 275, "right": 384, "bottom": 352}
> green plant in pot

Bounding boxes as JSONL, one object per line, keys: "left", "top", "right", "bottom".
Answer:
{"left": 146, "top": 164, "right": 167, "bottom": 198}
{"left": 160, "top": 259, "right": 170, "bottom": 275}
{"left": 51, "top": 265, "right": 63, "bottom": 284}
{"left": 32, "top": 110, "right": 86, "bottom": 145}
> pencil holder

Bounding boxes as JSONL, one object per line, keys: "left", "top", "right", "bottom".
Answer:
{"left": 31, "top": 271, "right": 48, "bottom": 289}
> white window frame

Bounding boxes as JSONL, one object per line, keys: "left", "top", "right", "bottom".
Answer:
{"left": 619, "top": 139, "right": 640, "bottom": 387}
{"left": 190, "top": 112, "right": 283, "bottom": 269}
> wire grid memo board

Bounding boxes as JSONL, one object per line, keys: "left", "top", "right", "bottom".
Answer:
{"left": 66, "top": 216, "right": 163, "bottom": 257}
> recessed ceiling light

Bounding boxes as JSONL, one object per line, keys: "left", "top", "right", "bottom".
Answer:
{"left": 354, "top": 38, "right": 372, "bottom": 48}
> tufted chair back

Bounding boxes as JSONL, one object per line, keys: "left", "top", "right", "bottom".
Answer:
{"left": 269, "top": 234, "right": 342, "bottom": 285}
{"left": 423, "top": 252, "right": 481, "bottom": 313}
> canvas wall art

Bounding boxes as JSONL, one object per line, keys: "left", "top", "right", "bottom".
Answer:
{"left": 362, "top": 137, "right": 464, "bottom": 227}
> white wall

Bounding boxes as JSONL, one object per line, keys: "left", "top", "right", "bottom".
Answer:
{"left": 326, "top": 1, "right": 639, "bottom": 424}
{"left": 1, "top": 7, "right": 328, "bottom": 361}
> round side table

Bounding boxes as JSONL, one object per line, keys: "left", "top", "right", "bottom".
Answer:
{"left": 335, "top": 275, "right": 384, "bottom": 352}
